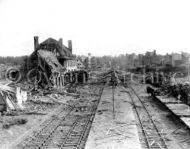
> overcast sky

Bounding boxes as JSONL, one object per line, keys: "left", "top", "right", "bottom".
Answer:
{"left": 0, "top": 0, "right": 190, "bottom": 57}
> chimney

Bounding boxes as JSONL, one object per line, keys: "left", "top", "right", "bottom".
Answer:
{"left": 68, "top": 40, "right": 72, "bottom": 53}
{"left": 59, "top": 38, "right": 63, "bottom": 49}
{"left": 34, "top": 36, "right": 39, "bottom": 51}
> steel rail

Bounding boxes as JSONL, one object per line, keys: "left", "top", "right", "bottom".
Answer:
{"left": 127, "top": 88, "right": 152, "bottom": 149}
{"left": 17, "top": 84, "right": 105, "bottom": 149}
{"left": 60, "top": 85, "right": 105, "bottom": 149}
{"left": 16, "top": 106, "right": 74, "bottom": 149}
{"left": 127, "top": 86, "right": 168, "bottom": 149}
{"left": 76, "top": 86, "right": 104, "bottom": 148}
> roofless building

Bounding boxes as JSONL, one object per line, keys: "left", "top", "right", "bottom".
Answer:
{"left": 26, "top": 36, "right": 88, "bottom": 89}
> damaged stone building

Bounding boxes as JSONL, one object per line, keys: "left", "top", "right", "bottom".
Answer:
{"left": 26, "top": 36, "right": 88, "bottom": 88}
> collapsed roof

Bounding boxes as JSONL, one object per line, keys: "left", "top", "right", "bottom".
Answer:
{"left": 37, "top": 50, "right": 64, "bottom": 73}
{"left": 39, "top": 38, "right": 73, "bottom": 59}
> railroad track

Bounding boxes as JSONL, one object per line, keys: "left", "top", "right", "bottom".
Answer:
{"left": 16, "top": 105, "right": 74, "bottom": 149}
{"left": 16, "top": 85, "right": 104, "bottom": 149}
{"left": 126, "top": 85, "right": 168, "bottom": 149}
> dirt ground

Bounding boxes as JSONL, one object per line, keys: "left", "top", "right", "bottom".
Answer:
{"left": 0, "top": 84, "right": 102, "bottom": 149}
{"left": 1, "top": 82, "right": 190, "bottom": 149}
{"left": 0, "top": 97, "right": 60, "bottom": 148}
{"left": 85, "top": 85, "right": 142, "bottom": 149}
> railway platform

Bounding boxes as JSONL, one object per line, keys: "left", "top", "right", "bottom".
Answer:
{"left": 85, "top": 85, "right": 142, "bottom": 149}
{"left": 156, "top": 95, "right": 190, "bottom": 130}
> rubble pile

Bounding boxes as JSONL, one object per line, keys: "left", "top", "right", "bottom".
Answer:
{"left": 0, "top": 79, "right": 100, "bottom": 126}
{"left": 157, "top": 83, "right": 190, "bottom": 104}
{"left": 0, "top": 64, "right": 10, "bottom": 80}
{"left": 145, "top": 74, "right": 190, "bottom": 106}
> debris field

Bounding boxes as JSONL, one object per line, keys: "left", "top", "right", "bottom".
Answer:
{"left": 1, "top": 36, "right": 190, "bottom": 149}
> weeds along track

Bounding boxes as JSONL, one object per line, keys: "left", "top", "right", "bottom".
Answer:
{"left": 126, "top": 85, "right": 168, "bottom": 149}
{"left": 16, "top": 86, "right": 104, "bottom": 149}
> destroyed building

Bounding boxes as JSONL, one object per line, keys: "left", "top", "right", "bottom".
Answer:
{"left": 25, "top": 36, "right": 88, "bottom": 89}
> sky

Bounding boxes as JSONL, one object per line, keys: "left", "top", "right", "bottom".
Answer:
{"left": 0, "top": 0, "right": 190, "bottom": 57}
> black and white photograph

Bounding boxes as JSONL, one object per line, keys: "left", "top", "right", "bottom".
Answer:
{"left": 1, "top": 0, "right": 190, "bottom": 148}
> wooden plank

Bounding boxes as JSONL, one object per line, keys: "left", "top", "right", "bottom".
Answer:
{"left": 157, "top": 95, "right": 181, "bottom": 104}
{"left": 165, "top": 103, "right": 190, "bottom": 116}
{"left": 181, "top": 117, "right": 190, "bottom": 128}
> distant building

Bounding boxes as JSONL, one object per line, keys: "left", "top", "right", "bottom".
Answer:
{"left": 171, "top": 53, "right": 182, "bottom": 66}
{"left": 138, "top": 54, "right": 144, "bottom": 66}
{"left": 80, "top": 55, "right": 86, "bottom": 63}
{"left": 88, "top": 53, "right": 92, "bottom": 69}
{"left": 162, "top": 53, "right": 172, "bottom": 66}
{"left": 127, "top": 53, "right": 136, "bottom": 68}
{"left": 142, "top": 50, "right": 161, "bottom": 66}
{"left": 127, "top": 50, "right": 190, "bottom": 69}
{"left": 76, "top": 59, "right": 85, "bottom": 69}
{"left": 182, "top": 52, "right": 190, "bottom": 65}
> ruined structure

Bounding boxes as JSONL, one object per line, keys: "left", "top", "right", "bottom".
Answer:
{"left": 25, "top": 36, "right": 88, "bottom": 89}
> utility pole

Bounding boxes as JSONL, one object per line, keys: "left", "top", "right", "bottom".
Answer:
{"left": 111, "top": 70, "right": 117, "bottom": 119}
{"left": 188, "top": 58, "right": 190, "bottom": 77}
{"left": 143, "top": 65, "right": 146, "bottom": 84}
